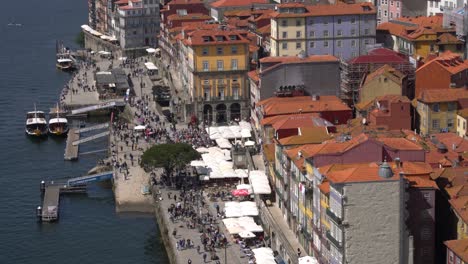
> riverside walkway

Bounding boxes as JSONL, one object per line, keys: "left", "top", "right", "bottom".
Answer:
{"left": 155, "top": 186, "right": 247, "bottom": 264}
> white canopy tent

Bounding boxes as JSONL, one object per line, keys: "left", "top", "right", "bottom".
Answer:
{"left": 222, "top": 217, "right": 263, "bottom": 234}
{"left": 252, "top": 248, "right": 276, "bottom": 264}
{"left": 134, "top": 125, "right": 146, "bottom": 131}
{"left": 238, "top": 231, "right": 255, "bottom": 238}
{"left": 249, "top": 170, "right": 271, "bottom": 194}
{"left": 215, "top": 138, "right": 232, "bottom": 149}
{"left": 298, "top": 256, "right": 319, "bottom": 264}
{"left": 224, "top": 201, "right": 259, "bottom": 218}
{"left": 206, "top": 122, "right": 252, "bottom": 140}
{"left": 146, "top": 48, "right": 156, "bottom": 53}
{"left": 144, "top": 62, "right": 158, "bottom": 71}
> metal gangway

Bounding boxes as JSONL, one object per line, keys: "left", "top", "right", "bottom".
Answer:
{"left": 70, "top": 101, "right": 125, "bottom": 115}
{"left": 67, "top": 171, "right": 114, "bottom": 186}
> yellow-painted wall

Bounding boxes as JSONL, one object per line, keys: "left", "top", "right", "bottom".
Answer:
{"left": 417, "top": 101, "right": 458, "bottom": 135}
{"left": 188, "top": 42, "right": 249, "bottom": 100}
{"left": 413, "top": 34, "right": 437, "bottom": 59}
{"left": 457, "top": 115, "right": 467, "bottom": 138}
{"left": 271, "top": 17, "right": 306, "bottom": 56}
{"left": 360, "top": 76, "right": 402, "bottom": 103}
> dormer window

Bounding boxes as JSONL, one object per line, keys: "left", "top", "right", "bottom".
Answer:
{"left": 216, "top": 35, "right": 224, "bottom": 41}
{"left": 229, "top": 35, "right": 237, "bottom": 41}
{"left": 203, "top": 36, "right": 211, "bottom": 42}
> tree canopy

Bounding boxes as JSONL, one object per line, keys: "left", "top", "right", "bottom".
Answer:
{"left": 140, "top": 143, "right": 201, "bottom": 174}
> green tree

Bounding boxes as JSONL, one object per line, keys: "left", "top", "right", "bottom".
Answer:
{"left": 141, "top": 143, "right": 201, "bottom": 178}
{"left": 75, "top": 31, "right": 85, "bottom": 47}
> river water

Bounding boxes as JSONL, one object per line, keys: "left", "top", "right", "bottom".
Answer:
{"left": 0, "top": 0, "right": 168, "bottom": 263}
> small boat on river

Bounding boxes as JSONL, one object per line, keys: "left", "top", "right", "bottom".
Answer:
{"left": 48, "top": 104, "right": 69, "bottom": 136}
{"left": 26, "top": 105, "right": 47, "bottom": 137}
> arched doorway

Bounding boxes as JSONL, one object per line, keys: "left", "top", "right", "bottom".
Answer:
{"left": 216, "top": 104, "right": 227, "bottom": 124}
{"left": 230, "top": 103, "right": 241, "bottom": 121}
{"left": 203, "top": 104, "right": 213, "bottom": 125}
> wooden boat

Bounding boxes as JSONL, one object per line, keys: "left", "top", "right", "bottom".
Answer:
{"left": 26, "top": 105, "right": 47, "bottom": 137}
{"left": 48, "top": 104, "right": 69, "bottom": 136}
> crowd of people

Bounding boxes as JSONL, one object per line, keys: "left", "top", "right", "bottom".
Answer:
{"left": 165, "top": 185, "right": 228, "bottom": 264}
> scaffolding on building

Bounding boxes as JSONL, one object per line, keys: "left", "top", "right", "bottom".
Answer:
{"left": 340, "top": 54, "right": 416, "bottom": 104}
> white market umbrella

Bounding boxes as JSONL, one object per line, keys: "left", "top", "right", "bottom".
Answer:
{"left": 238, "top": 231, "right": 256, "bottom": 238}
{"left": 134, "top": 125, "right": 146, "bottom": 130}
{"left": 299, "top": 256, "right": 318, "bottom": 264}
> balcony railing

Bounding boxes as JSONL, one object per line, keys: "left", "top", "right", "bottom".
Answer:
{"left": 326, "top": 231, "right": 343, "bottom": 250}
{"left": 326, "top": 208, "right": 342, "bottom": 225}
{"left": 199, "top": 66, "right": 246, "bottom": 73}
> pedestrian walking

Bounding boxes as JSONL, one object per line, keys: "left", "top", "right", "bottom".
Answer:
{"left": 187, "top": 259, "right": 192, "bottom": 264}
{"left": 197, "top": 245, "right": 201, "bottom": 254}
{"left": 203, "top": 253, "right": 207, "bottom": 263}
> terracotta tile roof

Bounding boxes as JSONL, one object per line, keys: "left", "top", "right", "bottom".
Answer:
{"left": 271, "top": 2, "right": 376, "bottom": 18}
{"left": 319, "top": 162, "right": 400, "bottom": 184}
{"left": 444, "top": 239, "right": 468, "bottom": 263}
{"left": 447, "top": 184, "right": 468, "bottom": 198}
{"left": 406, "top": 132, "right": 468, "bottom": 167}
{"left": 167, "top": 13, "right": 211, "bottom": 21}
{"left": 183, "top": 29, "right": 250, "bottom": 46}
{"left": 319, "top": 181, "right": 330, "bottom": 194}
{"left": 417, "top": 51, "right": 468, "bottom": 75}
{"left": 272, "top": 115, "right": 333, "bottom": 131}
{"left": 165, "top": 0, "right": 204, "bottom": 4}
{"left": 376, "top": 137, "right": 422, "bottom": 151}
{"left": 210, "top": 0, "right": 268, "bottom": 8}
{"left": 223, "top": 9, "right": 252, "bottom": 17}
{"left": 405, "top": 175, "right": 439, "bottom": 189}
{"left": 355, "top": 100, "right": 373, "bottom": 111}
{"left": 437, "top": 32, "right": 463, "bottom": 44}
{"left": 319, "top": 161, "right": 436, "bottom": 186}
{"left": 449, "top": 196, "right": 468, "bottom": 224}
{"left": 263, "top": 143, "right": 275, "bottom": 163}
{"left": 257, "top": 24, "right": 271, "bottom": 35}
{"left": 248, "top": 70, "right": 259, "bottom": 83}
{"left": 433, "top": 133, "right": 468, "bottom": 153}
{"left": 430, "top": 167, "right": 468, "bottom": 187}
{"left": 302, "top": 134, "right": 373, "bottom": 157}
{"left": 284, "top": 145, "right": 318, "bottom": 171}
{"left": 459, "top": 108, "right": 468, "bottom": 119}
{"left": 278, "top": 127, "right": 331, "bottom": 146}
{"left": 377, "top": 15, "right": 445, "bottom": 41}
{"left": 348, "top": 48, "right": 408, "bottom": 64}
{"left": 417, "top": 88, "right": 468, "bottom": 103}
{"left": 258, "top": 96, "right": 351, "bottom": 116}
{"left": 363, "top": 64, "right": 406, "bottom": 85}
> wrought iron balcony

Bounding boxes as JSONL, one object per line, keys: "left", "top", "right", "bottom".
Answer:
{"left": 326, "top": 208, "right": 342, "bottom": 225}
{"left": 326, "top": 231, "right": 343, "bottom": 250}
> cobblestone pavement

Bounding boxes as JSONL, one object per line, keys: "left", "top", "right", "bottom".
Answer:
{"left": 154, "top": 185, "right": 250, "bottom": 264}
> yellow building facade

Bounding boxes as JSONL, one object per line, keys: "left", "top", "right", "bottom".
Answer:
{"left": 457, "top": 109, "right": 468, "bottom": 138}
{"left": 270, "top": 17, "right": 306, "bottom": 57}
{"left": 416, "top": 100, "right": 458, "bottom": 135}
{"left": 183, "top": 30, "right": 250, "bottom": 124}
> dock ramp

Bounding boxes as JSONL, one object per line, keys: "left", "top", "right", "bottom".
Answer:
{"left": 75, "top": 123, "right": 109, "bottom": 133}
{"left": 72, "top": 131, "right": 110, "bottom": 146}
{"left": 71, "top": 101, "right": 125, "bottom": 115}
{"left": 67, "top": 171, "right": 113, "bottom": 186}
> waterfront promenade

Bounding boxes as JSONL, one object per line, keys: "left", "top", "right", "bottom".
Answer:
{"left": 154, "top": 186, "right": 246, "bottom": 264}
{"left": 61, "top": 52, "right": 253, "bottom": 263}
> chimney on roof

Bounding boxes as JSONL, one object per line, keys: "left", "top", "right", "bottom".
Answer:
{"left": 312, "top": 94, "right": 319, "bottom": 101}
{"left": 395, "top": 157, "right": 401, "bottom": 168}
